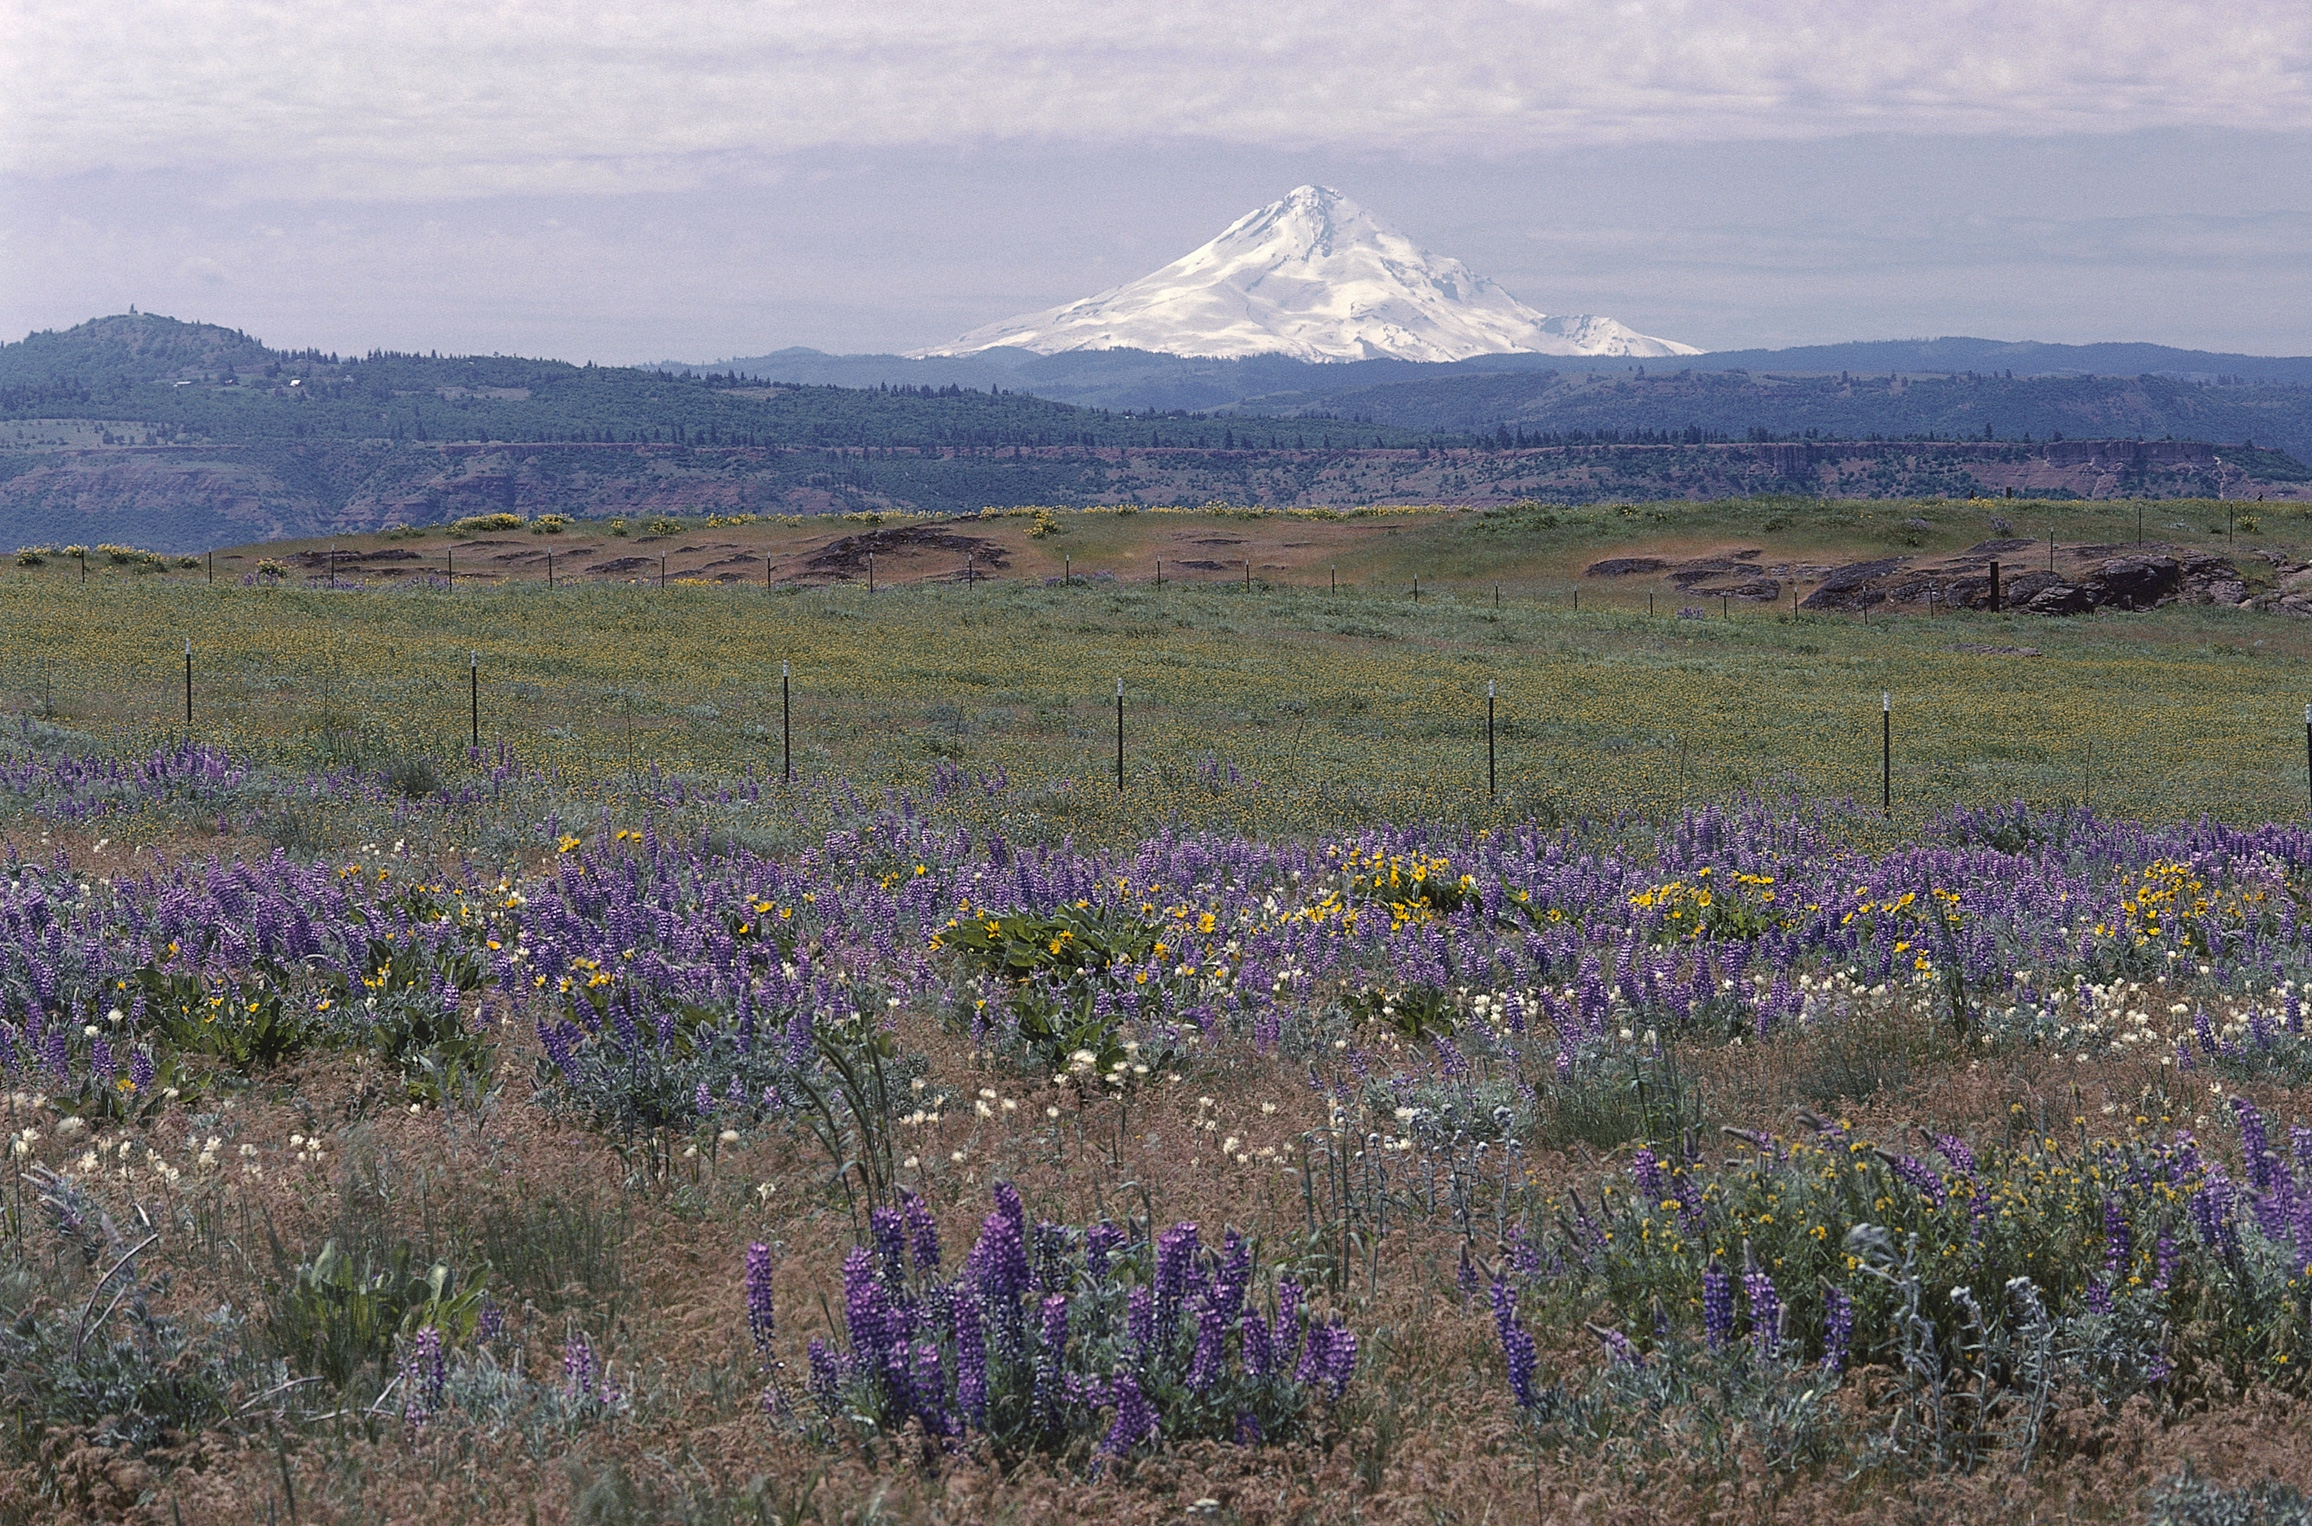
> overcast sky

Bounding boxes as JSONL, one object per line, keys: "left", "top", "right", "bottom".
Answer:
{"left": 4, "top": 0, "right": 2309, "bottom": 360}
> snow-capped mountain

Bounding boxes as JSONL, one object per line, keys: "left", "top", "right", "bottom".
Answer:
{"left": 914, "top": 185, "right": 1698, "bottom": 363}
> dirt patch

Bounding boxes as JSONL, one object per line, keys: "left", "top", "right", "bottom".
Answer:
{"left": 800, "top": 523, "right": 1010, "bottom": 579}
{"left": 1585, "top": 557, "right": 1668, "bottom": 577}
{"left": 589, "top": 556, "right": 658, "bottom": 575}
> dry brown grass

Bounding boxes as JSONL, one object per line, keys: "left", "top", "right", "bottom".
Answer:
{"left": 8, "top": 982, "right": 2309, "bottom": 1526}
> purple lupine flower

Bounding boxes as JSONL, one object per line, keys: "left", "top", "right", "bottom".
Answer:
{"left": 1703, "top": 1262, "right": 1734, "bottom": 1348}
{"left": 2206, "top": 1171, "right": 2242, "bottom": 1257}
{"left": 1889, "top": 1155, "right": 1949, "bottom": 1209}
{"left": 1316, "top": 1320, "right": 1357, "bottom": 1400}
{"left": 744, "top": 1241, "right": 776, "bottom": 1356}
{"left": 1096, "top": 1371, "right": 1158, "bottom": 1473}
{"left": 1084, "top": 1222, "right": 1123, "bottom": 1280}
{"left": 403, "top": 1327, "right": 446, "bottom": 1427}
{"left": 694, "top": 1081, "right": 714, "bottom": 1116}
{"left": 953, "top": 1288, "right": 987, "bottom": 1429}
{"left": 2153, "top": 1233, "right": 2179, "bottom": 1291}
{"left": 912, "top": 1340, "right": 947, "bottom": 1435}
{"left": 1188, "top": 1298, "right": 1227, "bottom": 1391}
{"left": 1821, "top": 1287, "right": 1853, "bottom": 1373}
{"left": 1630, "top": 1146, "right": 1666, "bottom": 1204}
{"left": 2234, "top": 1097, "right": 2273, "bottom": 1191}
{"left": 902, "top": 1191, "right": 941, "bottom": 1274}
{"left": 1235, "top": 1410, "right": 1263, "bottom": 1445}
{"left": 1931, "top": 1132, "right": 1977, "bottom": 1176}
{"left": 1154, "top": 1222, "right": 1200, "bottom": 1351}
{"left": 1486, "top": 1277, "right": 1520, "bottom": 1349}
{"left": 1032, "top": 1220, "right": 1072, "bottom": 1295}
{"left": 564, "top": 1332, "right": 598, "bottom": 1400}
{"left": 991, "top": 1179, "right": 1027, "bottom": 1235}
{"left": 1506, "top": 1227, "right": 1542, "bottom": 1281}
{"left": 842, "top": 1246, "right": 892, "bottom": 1377}
{"left": 806, "top": 1337, "right": 843, "bottom": 1418}
{"left": 2103, "top": 1198, "right": 2132, "bottom": 1282}
{"left": 969, "top": 1196, "right": 1030, "bottom": 1304}
{"left": 1294, "top": 1314, "right": 1328, "bottom": 1386}
{"left": 128, "top": 1047, "right": 155, "bottom": 1096}
{"left": 1271, "top": 1275, "right": 1304, "bottom": 1370}
{"left": 1126, "top": 1284, "right": 1155, "bottom": 1357}
{"left": 1033, "top": 1293, "right": 1069, "bottom": 1425}
{"left": 1744, "top": 1271, "right": 1783, "bottom": 1358}
{"left": 477, "top": 1295, "right": 505, "bottom": 1346}
{"left": 1241, "top": 1309, "right": 1273, "bottom": 1378}
{"left": 1212, "top": 1229, "right": 1253, "bottom": 1324}
{"left": 1455, "top": 1246, "right": 1480, "bottom": 1298}
{"left": 2188, "top": 1176, "right": 2222, "bottom": 1248}
{"left": 1598, "top": 1326, "right": 1644, "bottom": 1367}
{"left": 870, "top": 1207, "right": 906, "bottom": 1284}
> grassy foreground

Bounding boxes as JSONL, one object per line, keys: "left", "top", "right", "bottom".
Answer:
{"left": 6, "top": 501, "right": 2312, "bottom": 1525}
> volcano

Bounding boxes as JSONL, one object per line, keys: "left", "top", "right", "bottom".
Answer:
{"left": 914, "top": 185, "right": 1698, "bottom": 363}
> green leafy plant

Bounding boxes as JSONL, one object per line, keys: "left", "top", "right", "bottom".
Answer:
{"left": 263, "top": 1239, "right": 484, "bottom": 1391}
{"left": 137, "top": 964, "right": 316, "bottom": 1069}
{"left": 936, "top": 901, "right": 1164, "bottom": 1068}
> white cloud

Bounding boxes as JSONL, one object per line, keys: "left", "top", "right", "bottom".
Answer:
{"left": 5, "top": 1, "right": 2307, "bottom": 196}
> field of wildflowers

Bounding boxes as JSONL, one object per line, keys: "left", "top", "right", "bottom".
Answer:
{"left": 7, "top": 543, "right": 2312, "bottom": 1521}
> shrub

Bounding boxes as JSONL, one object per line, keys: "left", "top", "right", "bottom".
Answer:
{"left": 15, "top": 547, "right": 47, "bottom": 566}
{"left": 384, "top": 754, "right": 440, "bottom": 799}
{"left": 534, "top": 989, "right": 805, "bottom": 1140}
{"left": 452, "top": 513, "right": 525, "bottom": 533}
{"left": 1497, "top": 1100, "right": 2312, "bottom": 1469}
{"left": 262, "top": 1238, "right": 485, "bottom": 1392}
{"left": 780, "top": 1183, "right": 1357, "bottom": 1471}
{"left": 541, "top": 987, "right": 916, "bottom": 1209}
{"left": 531, "top": 514, "right": 572, "bottom": 534}
{"left": 646, "top": 517, "right": 682, "bottom": 535}
{"left": 0, "top": 1170, "right": 238, "bottom": 1460}
{"left": 934, "top": 902, "right": 1168, "bottom": 1071}
{"left": 2149, "top": 1467, "right": 2312, "bottom": 1526}
{"left": 138, "top": 963, "right": 319, "bottom": 1070}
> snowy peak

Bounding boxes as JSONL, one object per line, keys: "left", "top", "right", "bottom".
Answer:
{"left": 915, "top": 185, "right": 1697, "bottom": 363}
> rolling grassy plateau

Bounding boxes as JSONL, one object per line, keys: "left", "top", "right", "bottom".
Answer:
{"left": 13, "top": 495, "right": 2312, "bottom": 831}
{"left": 7, "top": 498, "right": 2312, "bottom": 1525}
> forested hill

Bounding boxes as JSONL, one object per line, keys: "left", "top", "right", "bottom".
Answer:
{"left": 1232, "top": 366, "right": 2312, "bottom": 463}
{"left": 3, "top": 314, "right": 2308, "bottom": 552}
{"left": 0, "top": 314, "right": 1433, "bottom": 451}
